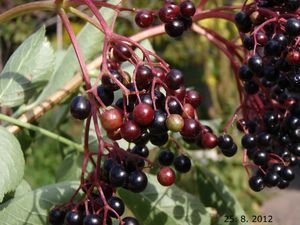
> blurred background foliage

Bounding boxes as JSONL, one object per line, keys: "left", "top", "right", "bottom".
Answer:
{"left": 0, "top": 0, "right": 265, "bottom": 217}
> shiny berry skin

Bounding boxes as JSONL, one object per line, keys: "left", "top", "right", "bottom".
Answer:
{"left": 165, "top": 19, "right": 185, "bottom": 37}
{"left": 180, "top": 118, "right": 200, "bottom": 138}
{"left": 167, "top": 98, "right": 183, "bottom": 114}
{"left": 49, "top": 208, "right": 65, "bottom": 225}
{"left": 256, "top": 32, "right": 268, "bottom": 46}
{"left": 253, "top": 150, "right": 268, "bottom": 166}
{"left": 112, "top": 43, "right": 132, "bottom": 62}
{"left": 108, "top": 197, "right": 125, "bottom": 218}
{"left": 265, "top": 40, "right": 282, "bottom": 56}
{"left": 217, "top": 134, "right": 233, "bottom": 149}
{"left": 241, "top": 134, "right": 257, "bottom": 149}
{"left": 131, "top": 145, "right": 149, "bottom": 158}
{"left": 97, "top": 85, "right": 114, "bottom": 106}
{"left": 248, "top": 55, "right": 263, "bottom": 74}
{"left": 171, "top": 85, "right": 186, "bottom": 101}
{"left": 135, "top": 10, "right": 153, "bottom": 28}
{"left": 83, "top": 215, "right": 101, "bottom": 225}
{"left": 136, "top": 65, "right": 153, "bottom": 90}
{"left": 101, "top": 70, "right": 124, "bottom": 91}
{"left": 157, "top": 167, "right": 176, "bottom": 186}
{"left": 158, "top": 150, "right": 175, "bottom": 166}
{"left": 122, "top": 217, "right": 140, "bottom": 225}
{"left": 65, "top": 211, "right": 83, "bottom": 225}
{"left": 100, "top": 108, "right": 123, "bottom": 131}
{"left": 243, "top": 36, "right": 254, "bottom": 50}
{"left": 234, "top": 12, "right": 252, "bottom": 33}
{"left": 174, "top": 155, "right": 191, "bottom": 173}
{"left": 134, "top": 129, "right": 150, "bottom": 146}
{"left": 120, "top": 121, "right": 141, "bottom": 142}
{"left": 159, "top": 4, "right": 180, "bottom": 23}
{"left": 165, "top": 69, "right": 184, "bottom": 90}
{"left": 257, "top": 132, "right": 272, "bottom": 147}
{"left": 150, "top": 133, "right": 169, "bottom": 146}
{"left": 280, "top": 167, "right": 295, "bottom": 181}
{"left": 264, "top": 171, "right": 280, "bottom": 187}
{"left": 109, "top": 164, "right": 127, "bottom": 187}
{"left": 179, "top": 1, "right": 196, "bottom": 17}
{"left": 133, "top": 103, "right": 154, "bottom": 126}
{"left": 166, "top": 114, "right": 184, "bottom": 132}
{"left": 70, "top": 96, "right": 91, "bottom": 120}
{"left": 127, "top": 171, "right": 148, "bottom": 192}
{"left": 201, "top": 132, "right": 218, "bottom": 149}
{"left": 277, "top": 179, "right": 290, "bottom": 189}
{"left": 244, "top": 80, "right": 259, "bottom": 95}
{"left": 285, "top": 18, "right": 300, "bottom": 36}
{"left": 152, "top": 66, "right": 166, "bottom": 80}
{"left": 249, "top": 175, "right": 264, "bottom": 192}
{"left": 182, "top": 103, "right": 195, "bottom": 118}
{"left": 238, "top": 65, "right": 253, "bottom": 81}
{"left": 185, "top": 90, "right": 201, "bottom": 108}
{"left": 148, "top": 110, "right": 168, "bottom": 134}
{"left": 221, "top": 143, "right": 237, "bottom": 157}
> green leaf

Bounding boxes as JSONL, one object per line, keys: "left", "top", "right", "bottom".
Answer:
{"left": 119, "top": 174, "right": 210, "bottom": 225}
{"left": 56, "top": 152, "right": 83, "bottom": 182}
{"left": 34, "top": 0, "right": 119, "bottom": 106}
{"left": 0, "top": 181, "right": 79, "bottom": 225}
{"left": 13, "top": 180, "right": 32, "bottom": 198}
{"left": 0, "top": 26, "right": 54, "bottom": 107}
{"left": 195, "top": 164, "right": 248, "bottom": 225}
{"left": 0, "top": 126, "right": 25, "bottom": 203}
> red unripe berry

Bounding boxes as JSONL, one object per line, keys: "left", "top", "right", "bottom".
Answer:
{"left": 100, "top": 108, "right": 123, "bottom": 131}
{"left": 120, "top": 121, "right": 141, "bottom": 142}
{"left": 182, "top": 103, "right": 195, "bottom": 119}
{"left": 159, "top": 4, "right": 180, "bottom": 23}
{"left": 152, "top": 66, "right": 166, "bottom": 80}
{"left": 157, "top": 167, "right": 176, "bottom": 186}
{"left": 256, "top": 32, "right": 268, "bottom": 46}
{"left": 201, "top": 132, "right": 218, "bottom": 149}
{"left": 179, "top": 1, "right": 196, "bottom": 17}
{"left": 136, "top": 65, "right": 153, "bottom": 90}
{"left": 107, "top": 129, "right": 122, "bottom": 140}
{"left": 180, "top": 118, "right": 200, "bottom": 137}
{"left": 185, "top": 90, "right": 202, "bottom": 108}
{"left": 171, "top": 85, "right": 186, "bottom": 101}
{"left": 112, "top": 43, "right": 132, "bottom": 62}
{"left": 287, "top": 51, "right": 300, "bottom": 65}
{"left": 135, "top": 10, "right": 154, "bottom": 28}
{"left": 133, "top": 103, "right": 154, "bottom": 126}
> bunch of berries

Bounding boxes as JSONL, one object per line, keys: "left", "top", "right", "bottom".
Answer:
{"left": 134, "top": 0, "right": 196, "bottom": 37}
{"left": 234, "top": 0, "right": 300, "bottom": 192}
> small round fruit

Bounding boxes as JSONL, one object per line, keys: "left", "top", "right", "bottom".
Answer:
{"left": 70, "top": 96, "right": 91, "bottom": 120}
{"left": 264, "top": 171, "right": 280, "bottom": 187}
{"left": 253, "top": 150, "right": 268, "bottom": 166}
{"left": 150, "top": 133, "right": 169, "bottom": 146}
{"left": 158, "top": 150, "right": 175, "bottom": 166}
{"left": 49, "top": 208, "right": 66, "bottom": 225}
{"left": 285, "top": 18, "right": 300, "bottom": 36}
{"left": 131, "top": 145, "right": 149, "bottom": 158}
{"left": 185, "top": 90, "right": 202, "bottom": 108}
{"left": 108, "top": 197, "right": 125, "bottom": 218}
{"left": 180, "top": 118, "right": 200, "bottom": 137}
{"left": 97, "top": 85, "right": 114, "bottom": 106}
{"left": 135, "top": 10, "right": 153, "bottom": 28}
{"left": 157, "top": 167, "right": 176, "bottom": 186}
{"left": 122, "top": 217, "right": 140, "bottom": 225}
{"left": 148, "top": 110, "right": 168, "bottom": 134}
{"left": 120, "top": 121, "right": 141, "bottom": 142}
{"left": 217, "top": 134, "right": 233, "bottom": 149}
{"left": 201, "top": 132, "right": 218, "bottom": 149}
{"left": 83, "top": 215, "right": 101, "bottom": 225}
{"left": 241, "top": 134, "right": 257, "bottom": 149}
{"left": 249, "top": 175, "right": 264, "bottom": 192}
{"left": 127, "top": 171, "right": 148, "bottom": 192}
{"left": 100, "top": 108, "right": 123, "bottom": 131}
{"left": 167, "top": 98, "right": 183, "bottom": 114}
{"left": 165, "top": 69, "right": 184, "bottom": 90}
{"left": 221, "top": 143, "right": 237, "bottom": 157}
{"left": 182, "top": 103, "right": 195, "bottom": 118}
{"left": 179, "top": 0, "right": 196, "bottom": 17}
{"left": 112, "top": 43, "right": 132, "bottom": 62}
{"left": 133, "top": 103, "right": 154, "bottom": 126}
{"left": 166, "top": 114, "right": 184, "bottom": 132}
{"left": 248, "top": 55, "right": 263, "bottom": 74}
{"left": 136, "top": 65, "right": 153, "bottom": 90}
{"left": 165, "top": 19, "right": 185, "bottom": 37}
{"left": 174, "top": 155, "right": 191, "bottom": 173}
{"left": 159, "top": 4, "right": 180, "bottom": 23}
{"left": 109, "top": 164, "right": 127, "bottom": 187}
{"left": 65, "top": 211, "right": 83, "bottom": 225}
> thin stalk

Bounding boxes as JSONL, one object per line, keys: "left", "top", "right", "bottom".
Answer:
{"left": 0, "top": 113, "right": 83, "bottom": 151}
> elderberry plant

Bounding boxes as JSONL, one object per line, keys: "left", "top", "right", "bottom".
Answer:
{"left": 0, "top": 0, "right": 299, "bottom": 225}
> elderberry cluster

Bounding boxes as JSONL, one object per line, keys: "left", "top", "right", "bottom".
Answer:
{"left": 134, "top": 0, "right": 196, "bottom": 37}
{"left": 234, "top": 0, "right": 300, "bottom": 191}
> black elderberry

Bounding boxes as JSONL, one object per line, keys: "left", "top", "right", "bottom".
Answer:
{"left": 109, "top": 164, "right": 127, "bottom": 187}
{"left": 127, "top": 171, "right": 148, "bottom": 193}
{"left": 221, "top": 143, "right": 238, "bottom": 157}
{"left": 70, "top": 96, "right": 91, "bottom": 120}
{"left": 285, "top": 18, "right": 300, "bottom": 36}
{"left": 248, "top": 55, "right": 263, "bottom": 74}
{"left": 158, "top": 150, "right": 175, "bottom": 166}
{"left": 235, "top": 12, "right": 252, "bottom": 33}
{"left": 65, "top": 211, "right": 83, "bottom": 225}
{"left": 165, "top": 19, "right": 185, "bottom": 37}
{"left": 249, "top": 175, "right": 265, "bottom": 192}
{"left": 239, "top": 65, "right": 253, "bottom": 81}
{"left": 150, "top": 133, "right": 169, "bottom": 146}
{"left": 83, "top": 214, "right": 101, "bottom": 225}
{"left": 108, "top": 197, "right": 125, "bottom": 218}
{"left": 241, "top": 134, "right": 257, "bottom": 149}
{"left": 97, "top": 85, "right": 114, "bottom": 106}
{"left": 243, "top": 36, "right": 254, "bottom": 50}
{"left": 264, "top": 171, "right": 280, "bottom": 187}
{"left": 244, "top": 80, "right": 259, "bottom": 95}
{"left": 122, "top": 217, "right": 140, "bottom": 225}
{"left": 253, "top": 150, "right": 268, "bottom": 166}
{"left": 174, "top": 155, "right": 191, "bottom": 173}
{"left": 49, "top": 208, "right": 66, "bottom": 225}
{"left": 280, "top": 167, "right": 295, "bottom": 181}
{"left": 257, "top": 132, "right": 272, "bottom": 147}
{"left": 131, "top": 145, "right": 149, "bottom": 158}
